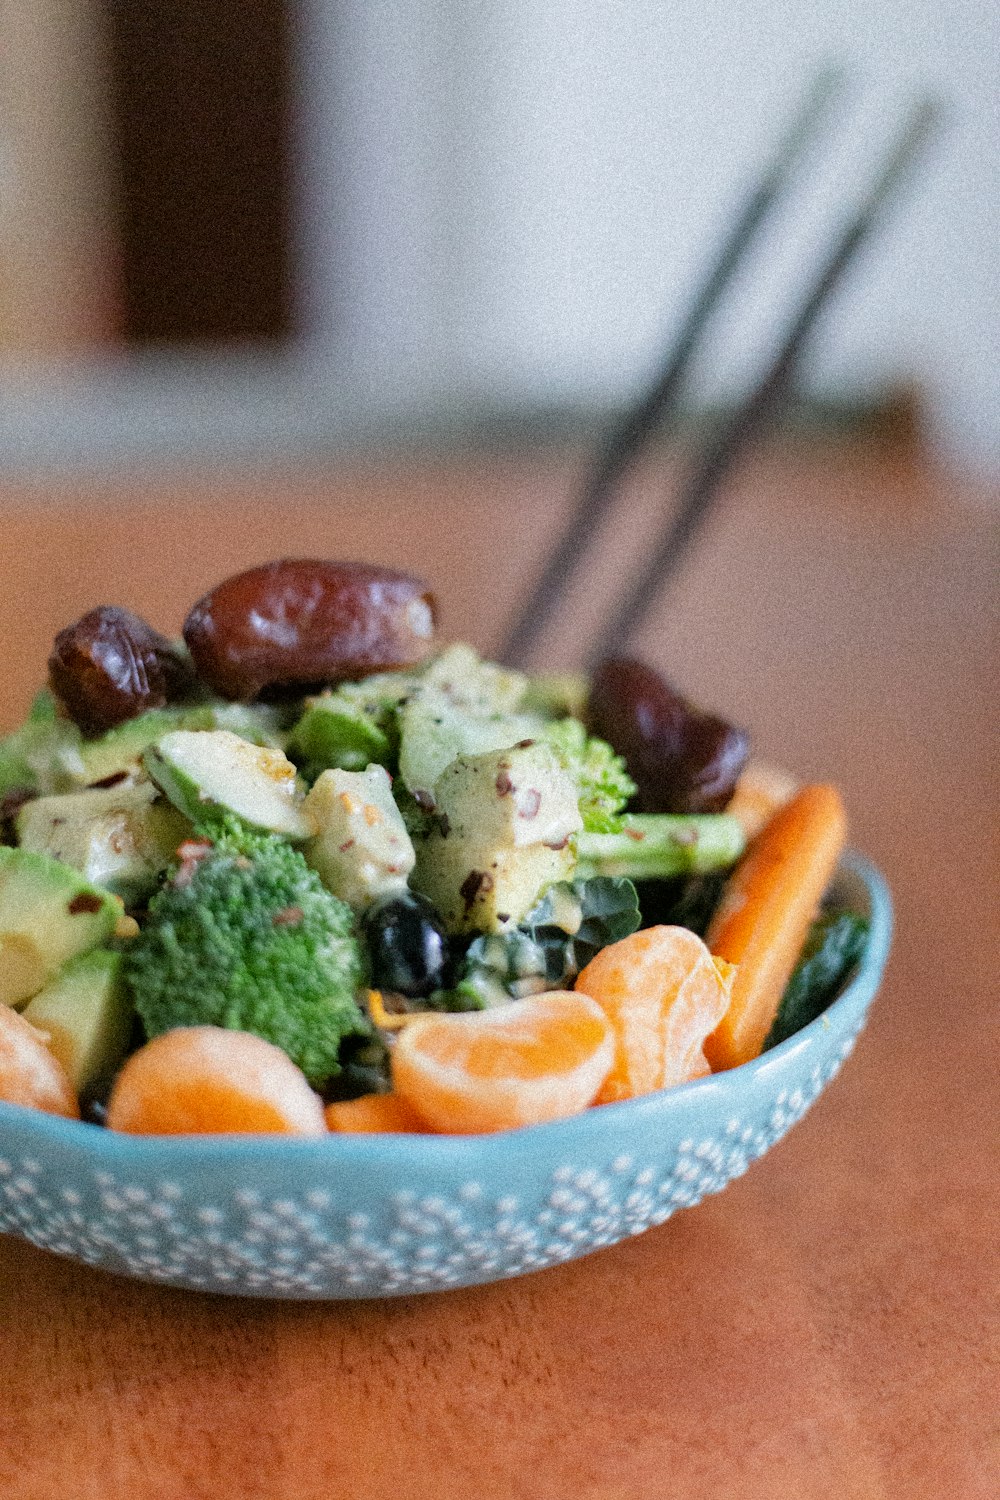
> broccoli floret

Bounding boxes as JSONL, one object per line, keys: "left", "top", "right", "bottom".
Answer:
{"left": 124, "top": 828, "right": 368, "bottom": 1087}
{"left": 541, "top": 718, "right": 636, "bottom": 832}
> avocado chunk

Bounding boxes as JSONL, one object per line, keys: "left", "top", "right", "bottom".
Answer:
{"left": 0, "top": 703, "right": 83, "bottom": 797}
{"left": 411, "top": 742, "right": 582, "bottom": 934}
{"left": 0, "top": 847, "right": 119, "bottom": 1008}
{"left": 144, "top": 729, "right": 311, "bottom": 839}
{"left": 302, "top": 765, "right": 416, "bottom": 909}
{"left": 521, "top": 672, "right": 590, "bottom": 721}
{"left": 73, "top": 703, "right": 288, "bottom": 787}
{"left": 3, "top": 699, "right": 288, "bottom": 799}
{"left": 397, "top": 644, "right": 542, "bottom": 805}
{"left": 0, "top": 694, "right": 54, "bottom": 795}
{"left": 288, "top": 670, "right": 414, "bottom": 775}
{"left": 22, "top": 949, "right": 133, "bottom": 1095}
{"left": 290, "top": 695, "right": 394, "bottom": 775}
{"left": 16, "top": 780, "right": 189, "bottom": 904}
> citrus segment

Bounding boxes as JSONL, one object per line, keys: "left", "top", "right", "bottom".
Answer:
{"left": 325, "top": 1092, "right": 430, "bottom": 1133}
{"left": 576, "top": 926, "right": 735, "bottom": 1103}
{"left": 105, "top": 1025, "right": 326, "bottom": 1135}
{"left": 0, "top": 1005, "right": 80, "bottom": 1118}
{"left": 391, "top": 991, "right": 614, "bottom": 1133}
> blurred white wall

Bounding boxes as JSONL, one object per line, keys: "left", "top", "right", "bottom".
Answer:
{"left": 297, "top": 0, "right": 999, "bottom": 472}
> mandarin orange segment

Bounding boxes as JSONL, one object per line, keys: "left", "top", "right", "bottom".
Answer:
{"left": 575, "top": 926, "right": 735, "bottom": 1103}
{"left": 105, "top": 1026, "right": 326, "bottom": 1135}
{"left": 391, "top": 991, "right": 614, "bottom": 1134}
{"left": 0, "top": 1005, "right": 80, "bottom": 1118}
{"left": 325, "top": 1092, "right": 430, "bottom": 1134}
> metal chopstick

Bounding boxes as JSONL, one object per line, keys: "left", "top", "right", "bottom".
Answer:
{"left": 501, "top": 66, "right": 846, "bottom": 669}
{"left": 587, "top": 93, "right": 940, "bottom": 668}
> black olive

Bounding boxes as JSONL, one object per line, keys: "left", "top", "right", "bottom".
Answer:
{"left": 362, "top": 892, "right": 451, "bottom": 999}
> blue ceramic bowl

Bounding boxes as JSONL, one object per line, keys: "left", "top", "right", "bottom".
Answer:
{"left": 0, "top": 852, "right": 891, "bottom": 1299}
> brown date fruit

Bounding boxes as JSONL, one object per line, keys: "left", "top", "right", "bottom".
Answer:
{"left": 183, "top": 559, "right": 437, "bottom": 701}
{"left": 588, "top": 656, "right": 749, "bottom": 815}
{"left": 48, "top": 607, "right": 196, "bottom": 736}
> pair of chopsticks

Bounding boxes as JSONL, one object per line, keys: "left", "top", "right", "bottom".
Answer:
{"left": 501, "top": 71, "right": 939, "bottom": 670}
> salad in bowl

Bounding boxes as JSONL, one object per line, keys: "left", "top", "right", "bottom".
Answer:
{"left": 0, "top": 560, "right": 889, "bottom": 1296}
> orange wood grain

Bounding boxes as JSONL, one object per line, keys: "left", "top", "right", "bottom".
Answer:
{"left": 0, "top": 442, "right": 997, "bottom": 1500}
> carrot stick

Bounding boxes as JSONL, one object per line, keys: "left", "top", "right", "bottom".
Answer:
{"left": 324, "top": 1092, "right": 430, "bottom": 1134}
{"left": 724, "top": 760, "right": 799, "bottom": 842}
{"left": 703, "top": 784, "right": 847, "bottom": 1070}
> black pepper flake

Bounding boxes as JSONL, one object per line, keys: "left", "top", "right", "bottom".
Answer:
{"left": 438, "top": 813, "right": 450, "bottom": 838}
{"left": 460, "top": 869, "right": 493, "bottom": 912}
{"left": 413, "top": 789, "right": 436, "bottom": 811}
{"left": 87, "top": 769, "right": 130, "bottom": 790}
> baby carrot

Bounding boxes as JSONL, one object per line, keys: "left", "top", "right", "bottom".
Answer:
{"left": 703, "top": 783, "right": 847, "bottom": 1071}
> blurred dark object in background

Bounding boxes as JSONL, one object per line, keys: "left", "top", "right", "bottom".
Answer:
{"left": 105, "top": 0, "right": 293, "bottom": 345}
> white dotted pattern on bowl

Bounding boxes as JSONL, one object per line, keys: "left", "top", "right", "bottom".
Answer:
{"left": 0, "top": 1037, "right": 858, "bottom": 1297}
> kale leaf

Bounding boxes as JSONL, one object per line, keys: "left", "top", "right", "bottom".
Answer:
{"left": 433, "top": 875, "right": 641, "bottom": 1010}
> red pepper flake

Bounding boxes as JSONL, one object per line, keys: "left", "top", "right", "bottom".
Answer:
{"left": 272, "top": 905, "right": 304, "bottom": 927}
{"left": 495, "top": 771, "right": 513, "bottom": 797}
{"left": 515, "top": 739, "right": 536, "bottom": 749}
{"left": 625, "top": 827, "right": 646, "bottom": 842}
{"left": 518, "top": 788, "right": 541, "bottom": 820}
{"left": 173, "top": 838, "right": 214, "bottom": 887}
{"left": 338, "top": 838, "right": 356, "bottom": 853}
{"left": 543, "top": 836, "right": 570, "bottom": 851}
{"left": 68, "top": 892, "right": 103, "bottom": 915}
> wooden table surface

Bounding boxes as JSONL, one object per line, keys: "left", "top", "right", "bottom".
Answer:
{"left": 0, "top": 441, "right": 997, "bottom": 1499}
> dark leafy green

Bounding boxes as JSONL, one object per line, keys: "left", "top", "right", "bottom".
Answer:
{"left": 765, "top": 910, "right": 870, "bottom": 1049}
{"left": 430, "top": 876, "right": 642, "bottom": 1011}
{"left": 637, "top": 871, "right": 727, "bottom": 938}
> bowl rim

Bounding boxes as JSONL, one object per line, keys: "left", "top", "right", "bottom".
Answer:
{"left": 0, "top": 848, "right": 892, "bottom": 1167}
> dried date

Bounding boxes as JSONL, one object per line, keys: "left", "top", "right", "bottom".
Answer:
{"left": 183, "top": 559, "right": 436, "bottom": 701}
{"left": 588, "top": 656, "right": 749, "bottom": 815}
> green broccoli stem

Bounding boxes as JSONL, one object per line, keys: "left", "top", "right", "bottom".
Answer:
{"left": 575, "top": 814, "right": 745, "bottom": 882}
